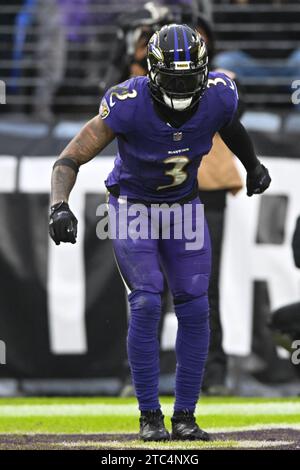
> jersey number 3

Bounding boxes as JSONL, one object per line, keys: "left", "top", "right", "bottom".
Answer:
{"left": 157, "top": 156, "right": 189, "bottom": 191}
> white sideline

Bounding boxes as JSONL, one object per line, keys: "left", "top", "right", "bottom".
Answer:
{"left": 1, "top": 402, "right": 300, "bottom": 417}
{"left": 59, "top": 440, "right": 294, "bottom": 449}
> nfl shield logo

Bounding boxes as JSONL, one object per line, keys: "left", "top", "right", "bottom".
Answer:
{"left": 173, "top": 132, "right": 183, "bottom": 141}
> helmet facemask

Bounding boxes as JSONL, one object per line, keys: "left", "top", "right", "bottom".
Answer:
{"left": 149, "top": 61, "right": 208, "bottom": 111}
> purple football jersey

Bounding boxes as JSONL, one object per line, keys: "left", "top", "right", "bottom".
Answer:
{"left": 100, "top": 72, "right": 238, "bottom": 203}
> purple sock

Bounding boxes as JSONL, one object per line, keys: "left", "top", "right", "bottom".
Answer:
{"left": 174, "top": 295, "right": 210, "bottom": 412}
{"left": 127, "top": 290, "right": 161, "bottom": 411}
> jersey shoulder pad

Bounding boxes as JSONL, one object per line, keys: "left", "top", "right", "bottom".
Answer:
{"left": 99, "top": 77, "right": 142, "bottom": 132}
{"left": 206, "top": 71, "right": 238, "bottom": 123}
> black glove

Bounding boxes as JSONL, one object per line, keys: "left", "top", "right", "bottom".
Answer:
{"left": 49, "top": 201, "right": 78, "bottom": 245}
{"left": 246, "top": 163, "right": 271, "bottom": 197}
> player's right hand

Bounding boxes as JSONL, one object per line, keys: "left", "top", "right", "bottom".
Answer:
{"left": 49, "top": 201, "right": 78, "bottom": 245}
{"left": 246, "top": 163, "right": 271, "bottom": 197}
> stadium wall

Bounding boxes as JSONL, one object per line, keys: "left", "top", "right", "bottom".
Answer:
{"left": 0, "top": 134, "right": 299, "bottom": 380}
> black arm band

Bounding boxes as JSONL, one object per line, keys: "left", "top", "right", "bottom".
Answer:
{"left": 219, "top": 113, "right": 259, "bottom": 173}
{"left": 53, "top": 157, "right": 79, "bottom": 174}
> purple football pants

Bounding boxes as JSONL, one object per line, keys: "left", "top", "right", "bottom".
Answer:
{"left": 109, "top": 194, "right": 211, "bottom": 412}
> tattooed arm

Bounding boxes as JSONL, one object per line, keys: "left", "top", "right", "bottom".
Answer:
{"left": 51, "top": 115, "right": 115, "bottom": 205}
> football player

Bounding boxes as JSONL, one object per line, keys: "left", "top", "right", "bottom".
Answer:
{"left": 49, "top": 24, "right": 271, "bottom": 441}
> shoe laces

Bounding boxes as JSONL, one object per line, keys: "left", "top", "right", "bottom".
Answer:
{"left": 173, "top": 410, "right": 196, "bottom": 424}
{"left": 142, "top": 410, "right": 164, "bottom": 425}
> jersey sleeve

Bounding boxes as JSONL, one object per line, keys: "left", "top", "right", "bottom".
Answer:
{"left": 208, "top": 72, "right": 239, "bottom": 129}
{"left": 99, "top": 78, "right": 138, "bottom": 134}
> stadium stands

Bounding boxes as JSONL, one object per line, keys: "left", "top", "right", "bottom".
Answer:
{"left": 0, "top": 1, "right": 299, "bottom": 118}
{"left": 212, "top": 0, "right": 300, "bottom": 108}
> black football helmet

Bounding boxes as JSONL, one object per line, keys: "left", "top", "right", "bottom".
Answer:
{"left": 147, "top": 24, "right": 208, "bottom": 112}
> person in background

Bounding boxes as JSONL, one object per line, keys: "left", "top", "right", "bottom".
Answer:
{"left": 213, "top": 0, "right": 300, "bottom": 111}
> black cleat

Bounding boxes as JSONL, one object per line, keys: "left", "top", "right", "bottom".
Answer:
{"left": 139, "top": 409, "right": 170, "bottom": 442}
{"left": 171, "top": 410, "right": 210, "bottom": 441}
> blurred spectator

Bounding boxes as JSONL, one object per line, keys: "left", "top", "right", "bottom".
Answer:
{"left": 32, "top": 0, "right": 66, "bottom": 121}
{"left": 12, "top": 0, "right": 149, "bottom": 120}
{"left": 10, "top": 0, "right": 37, "bottom": 95}
{"left": 11, "top": 0, "right": 76, "bottom": 120}
{"left": 32, "top": 0, "right": 123, "bottom": 120}
{"left": 213, "top": 0, "right": 300, "bottom": 85}
{"left": 99, "top": 2, "right": 173, "bottom": 92}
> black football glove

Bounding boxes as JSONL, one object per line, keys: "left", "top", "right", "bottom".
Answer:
{"left": 246, "top": 162, "right": 271, "bottom": 197}
{"left": 49, "top": 201, "right": 78, "bottom": 245}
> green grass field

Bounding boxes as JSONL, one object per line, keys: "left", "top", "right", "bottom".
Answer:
{"left": 0, "top": 396, "right": 300, "bottom": 449}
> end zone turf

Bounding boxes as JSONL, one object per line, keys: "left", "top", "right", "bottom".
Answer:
{"left": 0, "top": 397, "right": 300, "bottom": 449}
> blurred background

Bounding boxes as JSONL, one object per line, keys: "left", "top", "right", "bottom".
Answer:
{"left": 0, "top": 0, "right": 300, "bottom": 398}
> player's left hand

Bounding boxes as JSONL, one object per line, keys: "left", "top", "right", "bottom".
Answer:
{"left": 246, "top": 162, "right": 271, "bottom": 197}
